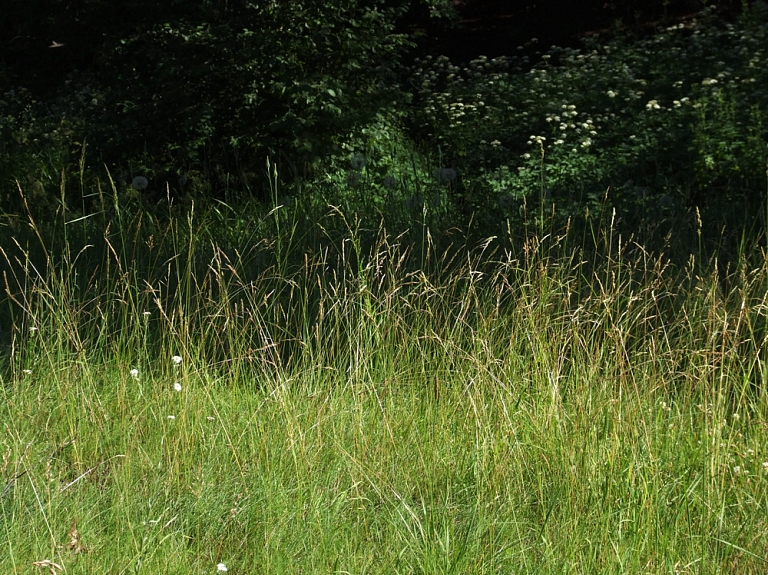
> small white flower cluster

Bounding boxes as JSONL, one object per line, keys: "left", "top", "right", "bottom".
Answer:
{"left": 172, "top": 356, "right": 183, "bottom": 391}
{"left": 406, "top": 5, "right": 768, "bottom": 206}
{"left": 645, "top": 99, "right": 661, "bottom": 111}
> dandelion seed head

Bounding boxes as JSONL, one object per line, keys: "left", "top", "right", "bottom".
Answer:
{"left": 132, "top": 176, "right": 149, "bottom": 191}
{"left": 350, "top": 154, "right": 367, "bottom": 170}
{"left": 173, "top": 382, "right": 182, "bottom": 392}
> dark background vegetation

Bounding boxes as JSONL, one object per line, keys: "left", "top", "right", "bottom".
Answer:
{"left": 414, "top": 0, "right": 743, "bottom": 60}
{"left": 0, "top": 0, "right": 764, "bottom": 252}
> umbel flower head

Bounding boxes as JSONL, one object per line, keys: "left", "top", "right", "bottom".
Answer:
{"left": 131, "top": 176, "right": 149, "bottom": 191}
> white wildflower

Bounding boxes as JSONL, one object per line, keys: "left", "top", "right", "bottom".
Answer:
{"left": 217, "top": 564, "right": 228, "bottom": 572}
{"left": 130, "top": 369, "right": 139, "bottom": 379}
{"left": 173, "top": 382, "right": 182, "bottom": 392}
{"left": 172, "top": 355, "right": 182, "bottom": 365}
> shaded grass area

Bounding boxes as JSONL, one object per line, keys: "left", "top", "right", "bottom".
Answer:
{"left": 1, "top": 201, "right": 768, "bottom": 573}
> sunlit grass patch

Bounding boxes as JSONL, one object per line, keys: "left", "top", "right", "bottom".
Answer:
{"left": 2, "top": 194, "right": 768, "bottom": 572}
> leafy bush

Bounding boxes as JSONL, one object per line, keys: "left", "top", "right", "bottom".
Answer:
{"left": 84, "top": 1, "right": 456, "bottom": 189}
{"left": 0, "top": 0, "right": 457, "bottom": 203}
{"left": 2, "top": 2, "right": 767, "bottom": 246}
{"left": 405, "top": 5, "right": 768, "bottom": 230}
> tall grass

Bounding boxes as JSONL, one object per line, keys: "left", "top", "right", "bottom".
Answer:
{"left": 1, "top": 181, "right": 767, "bottom": 574}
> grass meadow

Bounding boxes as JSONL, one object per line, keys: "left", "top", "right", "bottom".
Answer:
{"left": 2, "top": 4, "right": 768, "bottom": 574}
{"left": 1, "top": 190, "right": 767, "bottom": 574}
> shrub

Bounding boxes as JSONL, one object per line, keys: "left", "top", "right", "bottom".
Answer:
{"left": 405, "top": 5, "right": 768, "bottom": 231}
